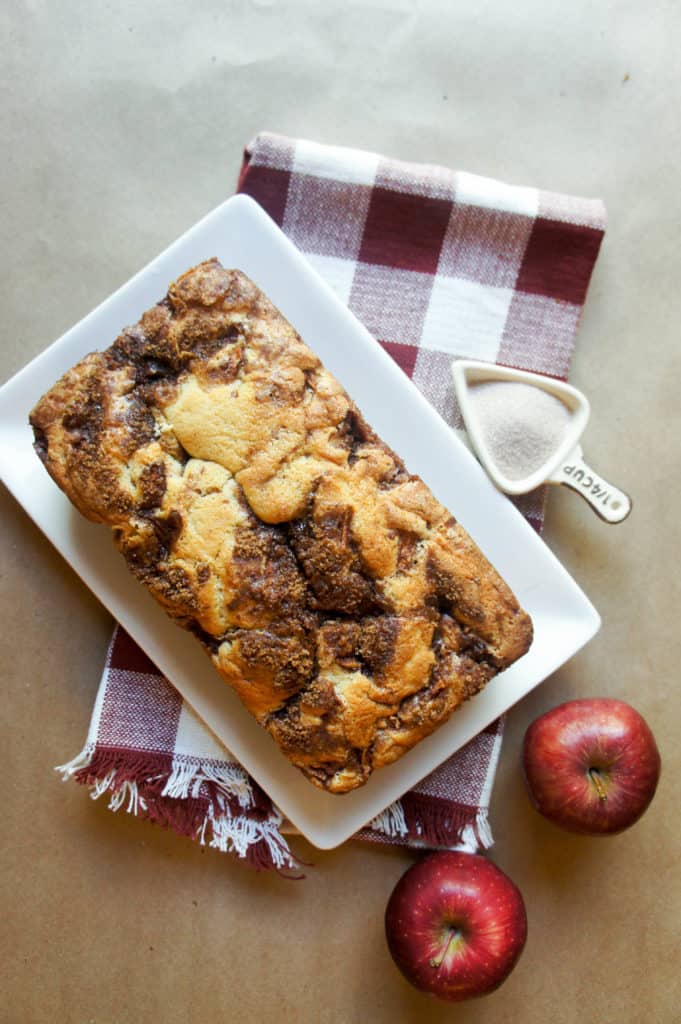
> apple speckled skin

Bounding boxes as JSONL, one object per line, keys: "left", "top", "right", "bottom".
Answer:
{"left": 384, "top": 851, "right": 527, "bottom": 1002}
{"left": 522, "top": 698, "right": 661, "bottom": 835}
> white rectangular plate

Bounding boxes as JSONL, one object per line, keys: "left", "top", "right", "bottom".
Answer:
{"left": 0, "top": 194, "right": 600, "bottom": 849}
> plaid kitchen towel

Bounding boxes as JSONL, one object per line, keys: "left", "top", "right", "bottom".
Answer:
{"left": 58, "top": 132, "right": 606, "bottom": 871}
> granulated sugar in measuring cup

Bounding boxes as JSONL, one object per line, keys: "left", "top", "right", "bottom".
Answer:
{"left": 451, "top": 360, "right": 632, "bottom": 524}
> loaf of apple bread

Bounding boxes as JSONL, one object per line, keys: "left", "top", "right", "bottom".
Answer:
{"left": 30, "top": 260, "right": 532, "bottom": 793}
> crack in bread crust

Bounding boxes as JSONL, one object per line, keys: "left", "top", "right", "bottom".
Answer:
{"left": 29, "top": 259, "right": 533, "bottom": 794}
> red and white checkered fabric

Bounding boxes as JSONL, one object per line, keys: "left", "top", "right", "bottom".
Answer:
{"left": 60, "top": 133, "right": 606, "bottom": 871}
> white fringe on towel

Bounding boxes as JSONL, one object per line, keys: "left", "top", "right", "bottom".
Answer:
{"left": 369, "top": 800, "right": 408, "bottom": 838}
{"left": 55, "top": 744, "right": 298, "bottom": 872}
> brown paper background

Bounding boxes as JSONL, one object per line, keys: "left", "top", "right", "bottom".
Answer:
{"left": 2, "top": 2, "right": 680, "bottom": 1021}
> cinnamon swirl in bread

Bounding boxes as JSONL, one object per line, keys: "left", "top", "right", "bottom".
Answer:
{"left": 30, "top": 260, "right": 532, "bottom": 792}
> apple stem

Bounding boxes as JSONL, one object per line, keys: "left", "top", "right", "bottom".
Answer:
{"left": 429, "top": 928, "right": 460, "bottom": 970}
{"left": 588, "top": 767, "right": 607, "bottom": 801}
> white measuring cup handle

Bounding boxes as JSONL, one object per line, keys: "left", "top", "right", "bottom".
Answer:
{"left": 549, "top": 445, "right": 632, "bottom": 524}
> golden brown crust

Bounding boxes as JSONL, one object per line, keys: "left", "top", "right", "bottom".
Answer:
{"left": 30, "top": 260, "right": 532, "bottom": 793}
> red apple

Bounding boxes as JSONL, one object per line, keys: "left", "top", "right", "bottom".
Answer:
{"left": 522, "top": 698, "right": 661, "bottom": 835}
{"left": 384, "top": 851, "right": 527, "bottom": 1002}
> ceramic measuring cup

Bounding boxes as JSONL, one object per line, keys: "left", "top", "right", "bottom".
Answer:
{"left": 451, "top": 360, "right": 632, "bottom": 524}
